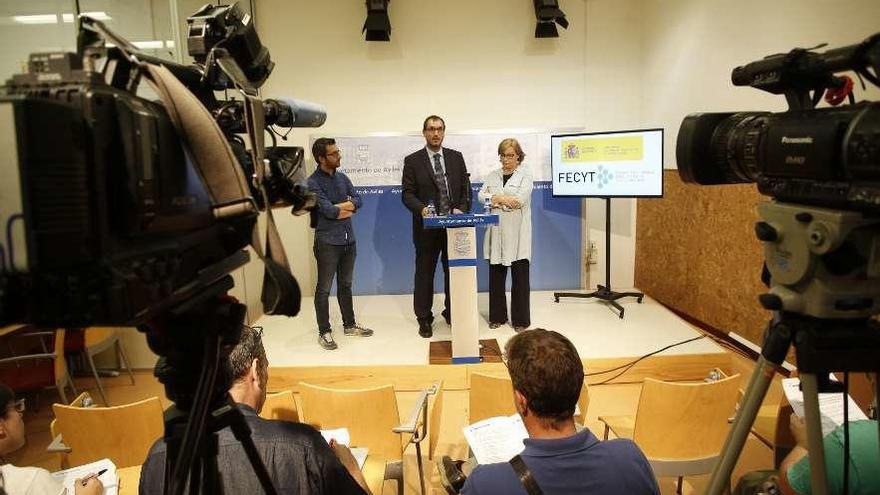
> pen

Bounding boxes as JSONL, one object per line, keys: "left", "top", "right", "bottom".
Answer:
{"left": 80, "top": 469, "right": 107, "bottom": 486}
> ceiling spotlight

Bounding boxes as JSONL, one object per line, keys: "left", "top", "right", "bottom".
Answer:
{"left": 533, "top": 0, "right": 568, "bottom": 38}
{"left": 363, "top": 0, "right": 391, "bottom": 42}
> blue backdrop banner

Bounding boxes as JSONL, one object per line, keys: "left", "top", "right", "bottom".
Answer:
{"left": 348, "top": 182, "right": 581, "bottom": 295}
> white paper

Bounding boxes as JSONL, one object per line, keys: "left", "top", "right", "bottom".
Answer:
{"left": 320, "top": 428, "right": 369, "bottom": 469}
{"left": 782, "top": 377, "right": 869, "bottom": 436}
{"left": 320, "top": 427, "right": 351, "bottom": 446}
{"left": 52, "top": 458, "right": 118, "bottom": 495}
{"left": 462, "top": 414, "right": 529, "bottom": 465}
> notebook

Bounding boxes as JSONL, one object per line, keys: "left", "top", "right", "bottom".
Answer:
{"left": 52, "top": 458, "right": 118, "bottom": 495}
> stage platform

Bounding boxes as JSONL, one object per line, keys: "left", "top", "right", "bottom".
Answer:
{"left": 256, "top": 289, "right": 724, "bottom": 368}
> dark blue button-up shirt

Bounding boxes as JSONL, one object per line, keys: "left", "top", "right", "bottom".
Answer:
{"left": 308, "top": 168, "right": 362, "bottom": 246}
{"left": 462, "top": 428, "right": 660, "bottom": 495}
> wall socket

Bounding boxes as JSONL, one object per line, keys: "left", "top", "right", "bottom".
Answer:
{"left": 587, "top": 240, "right": 598, "bottom": 265}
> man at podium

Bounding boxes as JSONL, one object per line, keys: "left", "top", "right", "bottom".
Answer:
{"left": 401, "top": 115, "right": 471, "bottom": 338}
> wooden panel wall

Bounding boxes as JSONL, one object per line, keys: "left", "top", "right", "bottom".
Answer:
{"left": 635, "top": 171, "right": 769, "bottom": 346}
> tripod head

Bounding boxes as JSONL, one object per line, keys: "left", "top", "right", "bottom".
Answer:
{"left": 756, "top": 201, "right": 880, "bottom": 320}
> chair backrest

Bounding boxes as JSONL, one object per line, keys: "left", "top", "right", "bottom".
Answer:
{"left": 632, "top": 375, "right": 741, "bottom": 459}
{"left": 469, "top": 372, "right": 589, "bottom": 425}
{"left": 469, "top": 373, "right": 515, "bottom": 424}
{"left": 83, "top": 327, "right": 119, "bottom": 350}
{"left": 428, "top": 382, "right": 444, "bottom": 460}
{"left": 259, "top": 390, "right": 299, "bottom": 423}
{"left": 50, "top": 392, "right": 94, "bottom": 439}
{"left": 52, "top": 396, "right": 164, "bottom": 468}
{"left": 298, "top": 382, "right": 402, "bottom": 460}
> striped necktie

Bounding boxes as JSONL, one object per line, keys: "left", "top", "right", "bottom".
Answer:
{"left": 432, "top": 153, "right": 450, "bottom": 215}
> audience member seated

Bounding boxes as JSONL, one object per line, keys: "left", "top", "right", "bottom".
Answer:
{"left": 139, "top": 325, "right": 370, "bottom": 494}
{"left": 440, "top": 328, "right": 660, "bottom": 494}
{"left": 780, "top": 413, "right": 879, "bottom": 495}
{"left": 0, "top": 383, "right": 102, "bottom": 495}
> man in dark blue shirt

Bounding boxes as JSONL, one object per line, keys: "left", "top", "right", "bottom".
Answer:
{"left": 308, "top": 138, "right": 373, "bottom": 350}
{"left": 452, "top": 329, "right": 659, "bottom": 495}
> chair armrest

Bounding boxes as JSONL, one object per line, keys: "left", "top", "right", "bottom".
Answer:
{"left": 0, "top": 353, "right": 56, "bottom": 364}
{"left": 394, "top": 388, "right": 430, "bottom": 434}
{"left": 393, "top": 382, "right": 440, "bottom": 448}
{"left": 15, "top": 331, "right": 55, "bottom": 338}
{"left": 47, "top": 434, "right": 72, "bottom": 453}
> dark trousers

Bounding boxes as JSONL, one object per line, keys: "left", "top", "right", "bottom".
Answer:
{"left": 314, "top": 239, "right": 356, "bottom": 334}
{"left": 489, "top": 259, "right": 530, "bottom": 327}
{"left": 413, "top": 228, "right": 450, "bottom": 324}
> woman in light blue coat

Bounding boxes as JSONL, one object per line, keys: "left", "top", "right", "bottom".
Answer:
{"left": 478, "top": 138, "right": 533, "bottom": 332}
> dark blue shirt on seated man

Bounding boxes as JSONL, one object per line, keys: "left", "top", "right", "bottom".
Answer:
{"left": 458, "top": 329, "right": 660, "bottom": 495}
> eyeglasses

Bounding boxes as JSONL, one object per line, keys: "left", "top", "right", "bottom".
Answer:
{"left": 6, "top": 398, "right": 25, "bottom": 415}
{"left": 425, "top": 126, "right": 445, "bottom": 133}
{"left": 326, "top": 151, "right": 341, "bottom": 157}
{"left": 499, "top": 153, "right": 518, "bottom": 160}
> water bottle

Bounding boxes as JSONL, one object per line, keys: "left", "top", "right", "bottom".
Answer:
{"left": 426, "top": 200, "right": 436, "bottom": 217}
{"left": 483, "top": 196, "right": 493, "bottom": 213}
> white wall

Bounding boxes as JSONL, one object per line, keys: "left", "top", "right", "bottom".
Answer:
{"left": 252, "top": 0, "right": 648, "bottom": 303}
{"left": 640, "top": 0, "right": 880, "bottom": 170}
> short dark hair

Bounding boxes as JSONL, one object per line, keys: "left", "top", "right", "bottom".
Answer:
{"left": 311, "top": 137, "right": 336, "bottom": 164}
{"left": 223, "top": 326, "right": 268, "bottom": 388}
{"left": 422, "top": 115, "right": 445, "bottom": 131}
{"left": 0, "top": 383, "right": 14, "bottom": 418}
{"left": 505, "top": 329, "right": 583, "bottom": 423}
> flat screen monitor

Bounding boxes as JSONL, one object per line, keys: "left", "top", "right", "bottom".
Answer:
{"left": 550, "top": 128, "right": 664, "bottom": 197}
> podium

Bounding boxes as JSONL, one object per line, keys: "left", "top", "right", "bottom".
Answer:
{"left": 423, "top": 214, "right": 498, "bottom": 363}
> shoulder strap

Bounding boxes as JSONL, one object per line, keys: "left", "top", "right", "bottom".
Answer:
{"left": 508, "top": 455, "right": 544, "bottom": 495}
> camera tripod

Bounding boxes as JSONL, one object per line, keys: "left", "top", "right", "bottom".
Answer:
{"left": 141, "top": 277, "right": 278, "bottom": 495}
{"left": 706, "top": 201, "right": 880, "bottom": 495}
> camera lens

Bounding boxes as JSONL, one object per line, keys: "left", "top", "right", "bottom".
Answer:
{"left": 677, "top": 111, "right": 771, "bottom": 185}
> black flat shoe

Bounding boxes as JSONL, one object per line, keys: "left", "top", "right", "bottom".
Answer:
{"left": 419, "top": 321, "right": 433, "bottom": 338}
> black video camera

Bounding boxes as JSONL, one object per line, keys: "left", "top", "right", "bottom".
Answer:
{"left": 0, "top": 2, "right": 323, "bottom": 327}
{"left": 676, "top": 33, "right": 880, "bottom": 211}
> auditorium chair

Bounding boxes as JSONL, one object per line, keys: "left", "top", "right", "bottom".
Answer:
{"left": 468, "top": 371, "right": 590, "bottom": 425}
{"left": 64, "top": 327, "right": 136, "bottom": 406}
{"left": 599, "top": 375, "right": 740, "bottom": 494}
{"left": 298, "top": 381, "right": 440, "bottom": 495}
{"left": 51, "top": 395, "right": 164, "bottom": 469}
{"left": 0, "top": 328, "right": 77, "bottom": 404}
{"left": 259, "top": 389, "right": 299, "bottom": 422}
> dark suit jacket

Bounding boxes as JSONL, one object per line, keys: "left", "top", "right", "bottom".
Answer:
{"left": 401, "top": 147, "right": 471, "bottom": 235}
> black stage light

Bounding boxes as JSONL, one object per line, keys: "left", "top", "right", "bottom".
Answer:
{"left": 363, "top": 0, "right": 391, "bottom": 42}
{"left": 533, "top": 0, "right": 568, "bottom": 38}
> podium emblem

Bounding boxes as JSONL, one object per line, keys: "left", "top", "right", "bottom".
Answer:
{"left": 452, "top": 230, "right": 472, "bottom": 257}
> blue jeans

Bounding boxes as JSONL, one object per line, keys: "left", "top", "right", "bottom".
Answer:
{"left": 313, "top": 240, "right": 356, "bottom": 334}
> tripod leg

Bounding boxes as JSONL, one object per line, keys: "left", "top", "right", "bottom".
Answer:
{"left": 610, "top": 300, "right": 624, "bottom": 318}
{"left": 800, "top": 374, "right": 830, "bottom": 495}
{"left": 705, "top": 356, "right": 777, "bottom": 495}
